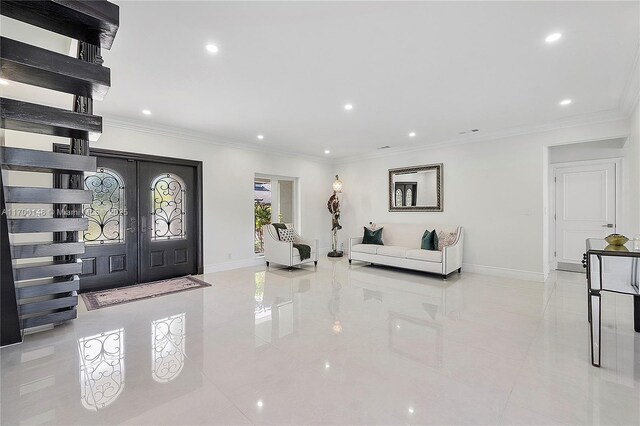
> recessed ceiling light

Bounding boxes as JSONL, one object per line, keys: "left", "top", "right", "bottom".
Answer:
{"left": 324, "top": 150, "right": 330, "bottom": 154}
{"left": 408, "top": 132, "right": 416, "bottom": 138}
{"left": 205, "top": 43, "right": 219, "bottom": 54}
{"left": 559, "top": 99, "right": 572, "bottom": 106}
{"left": 256, "top": 400, "right": 264, "bottom": 408}
{"left": 257, "top": 134, "right": 264, "bottom": 140}
{"left": 408, "top": 408, "right": 415, "bottom": 414}
{"left": 344, "top": 103, "right": 353, "bottom": 111}
{"left": 0, "top": 79, "right": 9, "bottom": 85}
{"left": 545, "top": 33, "right": 562, "bottom": 43}
{"left": 142, "top": 109, "right": 151, "bottom": 115}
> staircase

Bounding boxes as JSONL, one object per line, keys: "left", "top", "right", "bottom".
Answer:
{"left": 0, "top": 0, "right": 119, "bottom": 345}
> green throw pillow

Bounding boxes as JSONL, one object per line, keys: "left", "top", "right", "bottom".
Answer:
{"left": 421, "top": 229, "right": 438, "bottom": 250}
{"left": 362, "top": 227, "right": 384, "bottom": 245}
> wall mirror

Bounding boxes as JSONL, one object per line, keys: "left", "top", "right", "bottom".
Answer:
{"left": 388, "top": 164, "right": 443, "bottom": 212}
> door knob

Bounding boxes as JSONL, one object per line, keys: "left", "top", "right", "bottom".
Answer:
{"left": 602, "top": 224, "right": 615, "bottom": 228}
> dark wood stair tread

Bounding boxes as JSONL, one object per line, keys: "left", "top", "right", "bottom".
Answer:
{"left": 16, "top": 276, "right": 80, "bottom": 299}
{"left": 0, "top": 146, "right": 97, "bottom": 173}
{"left": 1, "top": 37, "right": 111, "bottom": 100}
{"left": 8, "top": 218, "right": 88, "bottom": 233}
{"left": 1, "top": 97, "right": 102, "bottom": 141}
{"left": 10, "top": 241, "right": 85, "bottom": 259}
{"left": 0, "top": 0, "right": 119, "bottom": 49}
{"left": 13, "top": 259, "right": 83, "bottom": 281}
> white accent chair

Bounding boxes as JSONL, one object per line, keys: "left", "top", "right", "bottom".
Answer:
{"left": 263, "top": 224, "right": 319, "bottom": 268}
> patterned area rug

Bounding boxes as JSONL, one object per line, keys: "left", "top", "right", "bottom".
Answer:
{"left": 81, "top": 276, "right": 211, "bottom": 311}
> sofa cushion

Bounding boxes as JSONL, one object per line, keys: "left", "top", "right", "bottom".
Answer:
{"left": 362, "top": 226, "right": 384, "bottom": 245}
{"left": 351, "top": 244, "right": 379, "bottom": 255}
{"left": 421, "top": 229, "right": 438, "bottom": 250}
{"left": 406, "top": 249, "right": 442, "bottom": 263}
{"left": 376, "top": 246, "right": 411, "bottom": 258}
{"left": 437, "top": 230, "right": 458, "bottom": 251}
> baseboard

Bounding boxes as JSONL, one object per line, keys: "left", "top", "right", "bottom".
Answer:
{"left": 204, "top": 257, "right": 264, "bottom": 273}
{"left": 462, "top": 263, "right": 546, "bottom": 283}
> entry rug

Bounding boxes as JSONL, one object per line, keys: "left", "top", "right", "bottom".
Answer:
{"left": 81, "top": 276, "right": 211, "bottom": 311}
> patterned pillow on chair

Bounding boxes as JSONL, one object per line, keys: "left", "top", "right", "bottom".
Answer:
{"left": 278, "top": 228, "right": 296, "bottom": 242}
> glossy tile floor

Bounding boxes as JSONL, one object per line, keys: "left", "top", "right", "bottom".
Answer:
{"left": 2, "top": 259, "right": 639, "bottom": 425}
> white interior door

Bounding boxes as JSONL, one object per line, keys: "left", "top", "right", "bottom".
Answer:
{"left": 555, "top": 162, "right": 616, "bottom": 272}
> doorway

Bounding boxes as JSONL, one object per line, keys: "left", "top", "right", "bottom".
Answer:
{"left": 552, "top": 160, "right": 620, "bottom": 272}
{"left": 254, "top": 174, "right": 297, "bottom": 255}
{"left": 54, "top": 146, "right": 203, "bottom": 292}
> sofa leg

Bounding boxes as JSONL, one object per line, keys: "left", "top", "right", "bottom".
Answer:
{"left": 266, "top": 261, "right": 270, "bottom": 267}
{"left": 458, "top": 267, "right": 462, "bottom": 273}
{"left": 314, "top": 261, "right": 318, "bottom": 266}
{"left": 442, "top": 274, "right": 447, "bottom": 281}
{"left": 348, "top": 259, "right": 352, "bottom": 264}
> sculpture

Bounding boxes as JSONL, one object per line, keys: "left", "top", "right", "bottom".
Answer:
{"left": 327, "top": 175, "right": 343, "bottom": 257}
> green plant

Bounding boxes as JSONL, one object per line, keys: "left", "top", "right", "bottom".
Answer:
{"left": 254, "top": 202, "right": 272, "bottom": 253}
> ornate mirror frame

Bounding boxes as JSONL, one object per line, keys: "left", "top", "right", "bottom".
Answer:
{"left": 388, "top": 163, "right": 443, "bottom": 212}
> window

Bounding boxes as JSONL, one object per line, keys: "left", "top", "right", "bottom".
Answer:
{"left": 151, "top": 173, "right": 186, "bottom": 240}
{"left": 83, "top": 168, "right": 126, "bottom": 245}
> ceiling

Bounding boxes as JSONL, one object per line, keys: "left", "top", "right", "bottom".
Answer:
{"left": 3, "top": 1, "right": 640, "bottom": 158}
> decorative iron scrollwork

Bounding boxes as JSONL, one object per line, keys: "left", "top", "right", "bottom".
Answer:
{"left": 83, "top": 168, "right": 126, "bottom": 244}
{"left": 152, "top": 314, "right": 186, "bottom": 383}
{"left": 151, "top": 173, "right": 186, "bottom": 240}
{"left": 79, "top": 329, "right": 125, "bottom": 411}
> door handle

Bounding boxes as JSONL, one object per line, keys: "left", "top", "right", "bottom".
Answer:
{"left": 602, "top": 224, "right": 615, "bottom": 228}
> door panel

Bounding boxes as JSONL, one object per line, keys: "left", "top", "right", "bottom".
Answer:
{"left": 80, "top": 157, "right": 137, "bottom": 291}
{"left": 138, "top": 161, "right": 197, "bottom": 282}
{"left": 555, "top": 162, "right": 616, "bottom": 271}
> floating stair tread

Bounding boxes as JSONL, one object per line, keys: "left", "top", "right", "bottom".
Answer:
{"left": 5, "top": 186, "right": 92, "bottom": 204}
{"left": 1, "top": 98, "right": 102, "bottom": 141}
{"left": 13, "top": 260, "right": 82, "bottom": 281}
{"left": 10, "top": 241, "right": 85, "bottom": 259}
{"left": 19, "top": 295, "right": 78, "bottom": 315}
{"left": 8, "top": 218, "right": 88, "bottom": 233}
{"left": 21, "top": 308, "right": 77, "bottom": 329}
{"left": 0, "top": 146, "right": 97, "bottom": 173}
{"left": 1, "top": 37, "right": 111, "bottom": 100}
{"left": 0, "top": 0, "right": 119, "bottom": 50}
{"left": 16, "top": 276, "right": 79, "bottom": 299}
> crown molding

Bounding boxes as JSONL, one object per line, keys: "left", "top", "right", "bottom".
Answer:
{"left": 333, "top": 108, "right": 628, "bottom": 164}
{"left": 101, "top": 114, "right": 332, "bottom": 165}
{"left": 620, "top": 40, "right": 640, "bottom": 117}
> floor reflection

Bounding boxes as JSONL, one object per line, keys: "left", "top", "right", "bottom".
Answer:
{"left": 152, "top": 313, "right": 186, "bottom": 383}
{"left": 79, "top": 328, "right": 125, "bottom": 410}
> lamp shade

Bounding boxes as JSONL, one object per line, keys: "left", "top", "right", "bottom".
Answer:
{"left": 332, "top": 175, "right": 343, "bottom": 193}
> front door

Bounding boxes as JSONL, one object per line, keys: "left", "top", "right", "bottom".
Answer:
{"left": 75, "top": 152, "right": 200, "bottom": 292}
{"left": 80, "top": 157, "right": 137, "bottom": 291}
{"left": 138, "top": 161, "right": 197, "bottom": 282}
{"left": 555, "top": 162, "right": 616, "bottom": 272}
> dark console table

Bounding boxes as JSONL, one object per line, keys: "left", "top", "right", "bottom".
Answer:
{"left": 585, "top": 238, "right": 640, "bottom": 367}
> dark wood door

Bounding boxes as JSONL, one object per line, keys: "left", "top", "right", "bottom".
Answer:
{"left": 138, "top": 161, "right": 197, "bottom": 282}
{"left": 80, "top": 157, "right": 138, "bottom": 291}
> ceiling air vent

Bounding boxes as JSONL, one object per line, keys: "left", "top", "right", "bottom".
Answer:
{"left": 377, "top": 145, "right": 391, "bottom": 150}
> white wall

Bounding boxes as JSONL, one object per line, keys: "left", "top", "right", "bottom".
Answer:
{"left": 4, "top": 122, "right": 334, "bottom": 272}
{"left": 335, "top": 118, "right": 633, "bottom": 282}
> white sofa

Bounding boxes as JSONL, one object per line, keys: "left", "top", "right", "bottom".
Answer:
{"left": 263, "top": 224, "right": 319, "bottom": 268}
{"left": 349, "top": 224, "right": 464, "bottom": 279}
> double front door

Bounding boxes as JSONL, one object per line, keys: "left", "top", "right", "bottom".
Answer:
{"left": 79, "top": 156, "right": 198, "bottom": 292}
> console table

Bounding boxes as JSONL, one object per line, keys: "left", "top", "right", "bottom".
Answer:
{"left": 585, "top": 238, "right": 640, "bottom": 367}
